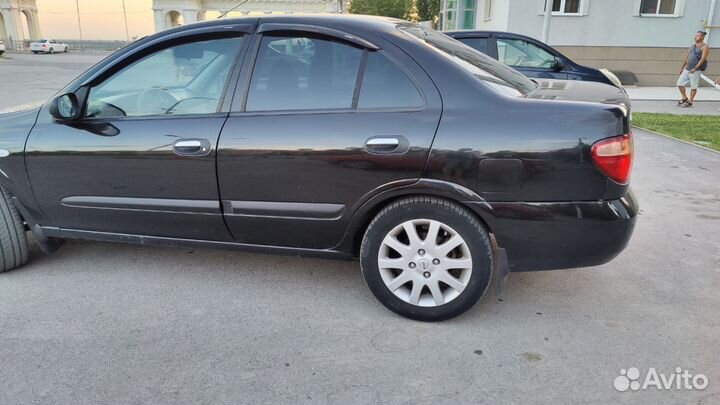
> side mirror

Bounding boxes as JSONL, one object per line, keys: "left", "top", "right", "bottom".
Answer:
{"left": 49, "top": 93, "right": 81, "bottom": 121}
{"left": 552, "top": 57, "right": 566, "bottom": 72}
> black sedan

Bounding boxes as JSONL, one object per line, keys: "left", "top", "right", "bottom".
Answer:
{"left": 0, "top": 15, "right": 637, "bottom": 321}
{"left": 447, "top": 30, "right": 624, "bottom": 88}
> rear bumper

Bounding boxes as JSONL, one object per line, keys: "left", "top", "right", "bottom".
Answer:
{"left": 466, "top": 189, "right": 638, "bottom": 272}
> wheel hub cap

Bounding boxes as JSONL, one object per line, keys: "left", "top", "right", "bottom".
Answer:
{"left": 378, "top": 219, "right": 473, "bottom": 307}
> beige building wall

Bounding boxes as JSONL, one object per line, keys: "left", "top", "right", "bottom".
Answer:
{"left": 555, "top": 46, "right": 720, "bottom": 87}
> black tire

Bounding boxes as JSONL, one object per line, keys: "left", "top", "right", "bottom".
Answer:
{"left": 0, "top": 187, "right": 29, "bottom": 273}
{"left": 64, "top": 46, "right": 68, "bottom": 53}
{"left": 49, "top": 48, "right": 54, "bottom": 54}
{"left": 360, "top": 196, "right": 493, "bottom": 321}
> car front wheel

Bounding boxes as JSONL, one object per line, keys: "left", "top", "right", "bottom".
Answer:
{"left": 360, "top": 197, "right": 493, "bottom": 321}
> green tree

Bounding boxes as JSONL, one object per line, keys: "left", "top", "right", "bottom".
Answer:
{"left": 349, "top": 0, "right": 414, "bottom": 20}
{"left": 416, "top": 0, "right": 441, "bottom": 22}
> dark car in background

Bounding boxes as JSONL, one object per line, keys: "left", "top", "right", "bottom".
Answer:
{"left": 0, "top": 16, "right": 637, "bottom": 321}
{"left": 447, "top": 30, "right": 624, "bottom": 88}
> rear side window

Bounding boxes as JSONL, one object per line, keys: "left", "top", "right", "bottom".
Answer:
{"left": 458, "top": 37, "right": 489, "bottom": 55}
{"left": 246, "top": 35, "right": 363, "bottom": 111}
{"left": 357, "top": 52, "right": 423, "bottom": 109}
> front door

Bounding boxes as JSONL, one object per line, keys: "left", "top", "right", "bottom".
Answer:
{"left": 495, "top": 37, "right": 568, "bottom": 80}
{"left": 26, "top": 33, "right": 248, "bottom": 241}
{"left": 217, "top": 27, "right": 442, "bottom": 249}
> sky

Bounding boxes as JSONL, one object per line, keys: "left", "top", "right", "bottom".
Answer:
{"left": 35, "top": 0, "right": 155, "bottom": 40}
{"left": 35, "top": 0, "right": 156, "bottom": 40}
{"left": 21, "top": 1, "right": 310, "bottom": 41}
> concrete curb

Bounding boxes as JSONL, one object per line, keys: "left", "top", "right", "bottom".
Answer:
{"left": 632, "top": 125, "right": 720, "bottom": 154}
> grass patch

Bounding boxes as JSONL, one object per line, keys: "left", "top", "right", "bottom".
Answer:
{"left": 633, "top": 113, "right": 720, "bottom": 151}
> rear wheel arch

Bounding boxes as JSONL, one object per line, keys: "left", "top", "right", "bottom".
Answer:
{"left": 342, "top": 181, "right": 494, "bottom": 257}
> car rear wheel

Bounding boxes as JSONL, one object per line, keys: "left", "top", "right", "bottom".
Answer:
{"left": 64, "top": 46, "right": 68, "bottom": 53}
{"left": 49, "top": 47, "right": 54, "bottom": 54}
{"left": 360, "top": 196, "right": 493, "bottom": 321}
{"left": 0, "top": 187, "right": 29, "bottom": 273}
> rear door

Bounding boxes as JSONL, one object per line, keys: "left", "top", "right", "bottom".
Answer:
{"left": 494, "top": 37, "right": 568, "bottom": 79}
{"left": 216, "top": 24, "right": 442, "bottom": 249}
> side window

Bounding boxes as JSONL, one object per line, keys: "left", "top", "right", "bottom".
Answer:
{"left": 85, "top": 36, "right": 243, "bottom": 118}
{"left": 357, "top": 52, "right": 423, "bottom": 109}
{"left": 246, "top": 35, "right": 363, "bottom": 111}
{"left": 496, "top": 38, "right": 556, "bottom": 69}
{"left": 458, "top": 37, "right": 489, "bottom": 55}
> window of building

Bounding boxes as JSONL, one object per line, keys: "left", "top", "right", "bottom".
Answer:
{"left": 640, "top": 0, "right": 676, "bottom": 15}
{"left": 483, "top": 0, "right": 493, "bottom": 21}
{"left": 445, "top": 0, "right": 458, "bottom": 30}
{"left": 442, "top": 0, "right": 476, "bottom": 30}
{"left": 462, "top": 0, "right": 476, "bottom": 29}
{"left": 545, "top": 0, "right": 581, "bottom": 14}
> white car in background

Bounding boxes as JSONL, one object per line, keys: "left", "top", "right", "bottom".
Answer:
{"left": 30, "top": 39, "right": 69, "bottom": 54}
{"left": 0, "top": 40, "right": 6, "bottom": 56}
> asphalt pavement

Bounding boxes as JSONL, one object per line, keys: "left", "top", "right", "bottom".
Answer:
{"left": 0, "top": 51, "right": 719, "bottom": 405}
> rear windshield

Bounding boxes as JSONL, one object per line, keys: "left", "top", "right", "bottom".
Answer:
{"left": 397, "top": 24, "right": 536, "bottom": 96}
{"left": 37, "top": 39, "right": 48, "bottom": 43}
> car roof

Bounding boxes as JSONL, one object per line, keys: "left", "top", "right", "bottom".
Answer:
{"left": 446, "top": 30, "right": 542, "bottom": 43}
{"left": 151, "top": 14, "right": 407, "bottom": 39}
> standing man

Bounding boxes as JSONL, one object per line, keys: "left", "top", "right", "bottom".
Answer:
{"left": 677, "top": 31, "right": 710, "bottom": 108}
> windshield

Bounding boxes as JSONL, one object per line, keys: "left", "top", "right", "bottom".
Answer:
{"left": 397, "top": 24, "right": 536, "bottom": 96}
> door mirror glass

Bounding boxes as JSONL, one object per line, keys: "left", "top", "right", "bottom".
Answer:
{"left": 50, "top": 93, "right": 80, "bottom": 121}
{"left": 552, "top": 57, "right": 565, "bottom": 72}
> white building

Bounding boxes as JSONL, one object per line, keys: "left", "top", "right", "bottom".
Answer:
{"left": 0, "top": 0, "right": 41, "bottom": 43}
{"left": 440, "top": 0, "right": 719, "bottom": 85}
{"left": 152, "top": 0, "right": 345, "bottom": 32}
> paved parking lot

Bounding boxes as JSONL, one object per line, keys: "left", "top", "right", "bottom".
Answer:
{"left": 1, "top": 52, "right": 719, "bottom": 405}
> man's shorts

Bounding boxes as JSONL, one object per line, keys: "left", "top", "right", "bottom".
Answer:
{"left": 677, "top": 69, "right": 701, "bottom": 89}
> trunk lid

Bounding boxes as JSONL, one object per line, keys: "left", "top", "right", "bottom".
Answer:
{"left": 527, "top": 79, "right": 631, "bottom": 114}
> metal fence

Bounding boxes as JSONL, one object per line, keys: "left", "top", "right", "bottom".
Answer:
{"left": 3, "top": 39, "right": 130, "bottom": 53}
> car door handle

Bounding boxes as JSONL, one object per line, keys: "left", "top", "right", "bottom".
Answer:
{"left": 365, "top": 136, "right": 408, "bottom": 154}
{"left": 173, "top": 139, "right": 211, "bottom": 156}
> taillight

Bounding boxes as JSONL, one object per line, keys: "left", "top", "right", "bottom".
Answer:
{"left": 591, "top": 132, "right": 633, "bottom": 184}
